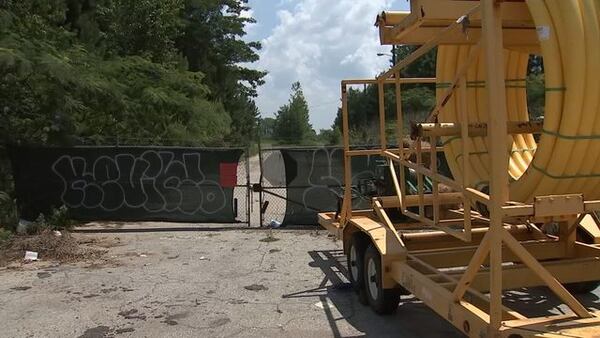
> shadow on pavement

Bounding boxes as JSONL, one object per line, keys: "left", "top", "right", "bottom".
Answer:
{"left": 287, "top": 249, "right": 600, "bottom": 337}
{"left": 282, "top": 250, "right": 463, "bottom": 338}
{"left": 503, "top": 286, "right": 600, "bottom": 318}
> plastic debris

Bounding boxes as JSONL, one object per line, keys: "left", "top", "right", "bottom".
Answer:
{"left": 16, "top": 219, "right": 32, "bottom": 235}
{"left": 24, "top": 251, "right": 38, "bottom": 262}
{"left": 53, "top": 230, "right": 62, "bottom": 237}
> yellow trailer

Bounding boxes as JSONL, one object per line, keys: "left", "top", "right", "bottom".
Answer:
{"left": 319, "top": 1, "right": 600, "bottom": 336}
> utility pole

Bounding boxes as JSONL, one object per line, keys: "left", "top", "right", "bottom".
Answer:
{"left": 377, "top": 45, "right": 397, "bottom": 67}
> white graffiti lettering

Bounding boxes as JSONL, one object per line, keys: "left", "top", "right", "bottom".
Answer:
{"left": 301, "top": 147, "right": 377, "bottom": 210}
{"left": 51, "top": 150, "right": 227, "bottom": 215}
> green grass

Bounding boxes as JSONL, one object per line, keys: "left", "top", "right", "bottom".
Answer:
{"left": 0, "top": 228, "right": 13, "bottom": 245}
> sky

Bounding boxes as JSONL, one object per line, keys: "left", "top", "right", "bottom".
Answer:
{"left": 243, "top": 0, "right": 410, "bottom": 130}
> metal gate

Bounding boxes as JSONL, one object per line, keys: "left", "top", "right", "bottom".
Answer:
{"left": 256, "top": 146, "right": 380, "bottom": 226}
{"left": 255, "top": 145, "right": 453, "bottom": 227}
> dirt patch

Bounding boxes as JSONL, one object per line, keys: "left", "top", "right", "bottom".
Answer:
{"left": 209, "top": 317, "right": 231, "bottom": 328}
{"left": 259, "top": 236, "right": 279, "bottom": 243}
{"left": 91, "top": 237, "right": 124, "bottom": 249}
{"left": 163, "top": 319, "right": 178, "bottom": 326}
{"left": 115, "top": 327, "right": 135, "bottom": 334}
{"left": 244, "top": 284, "right": 268, "bottom": 291}
{"left": 161, "top": 312, "right": 189, "bottom": 326}
{"left": 118, "top": 308, "right": 146, "bottom": 320}
{"left": 78, "top": 326, "right": 110, "bottom": 338}
{"left": 0, "top": 231, "right": 108, "bottom": 267}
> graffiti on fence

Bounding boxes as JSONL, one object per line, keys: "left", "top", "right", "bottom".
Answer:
{"left": 279, "top": 147, "right": 382, "bottom": 225}
{"left": 300, "top": 147, "right": 379, "bottom": 210}
{"left": 51, "top": 151, "right": 227, "bottom": 215}
{"left": 10, "top": 146, "right": 243, "bottom": 223}
{"left": 263, "top": 146, "right": 452, "bottom": 225}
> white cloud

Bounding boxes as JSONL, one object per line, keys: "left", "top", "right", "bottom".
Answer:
{"left": 250, "top": 0, "right": 399, "bottom": 129}
{"left": 240, "top": 8, "right": 257, "bottom": 35}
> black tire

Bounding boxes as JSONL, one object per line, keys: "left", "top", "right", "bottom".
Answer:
{"left": 347, "top": 235, "right": 367, "bottom": 291}
{"left": 347, "top": 235, "right": 369, "bottom": 305}
{"left": 563, "top": 229, "right": 600, "bottom": 294}
{"left": 357, "top": 288, "right": 369, "bottom": 305}
{"left": 363, "top": 244, "right": 401, "bottom": 315}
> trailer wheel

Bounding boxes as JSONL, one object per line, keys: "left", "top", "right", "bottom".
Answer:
{"left": 364, "top": 244, "right": 401, "bottom": 315}
{"left": 347, "top": 235, "right": 369, "bottom": 304}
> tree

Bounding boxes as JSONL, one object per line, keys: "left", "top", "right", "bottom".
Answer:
{"left": 97, "top": 0, "right": 185, "bottom": 63}
{"left": 259, "top": 117, "right": 276, "bottom": 139}
{"left": 332, "top": 83, "right": 435, "bottom": 144}
{"left": 0, "top": 1, "right": 231, "bottom": 146}
{"left": 177, "top": 0, "right": 267, "bottom": 144}
{"left": 393, "top": 45, "right": 437, "bottom": 78}
{"left": 0, "top": 0, "right": 267, "bottom": 226}
{"left": 0, "top": 0, "right": 267, "bottom": 146}
{"left": 273, "top": 82, "right": 315, "bottom": 145}
{"left": 331, "top": 45, "right": 437, "bottom": 144}
{"left": 317, "top": 128, "right": 341, "bottom": 145}
{"left": 527, "top": 55, "right": 545, "bottom": 120}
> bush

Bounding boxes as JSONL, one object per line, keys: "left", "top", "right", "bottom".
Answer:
{"left": 0, "top": 191, "right": 18, "bottom": 231}
{"left": 0, "top": 227, "right": 12, "bottom": 244}
{"left": 27, "top": 205, "right": 74, "bottom": 234}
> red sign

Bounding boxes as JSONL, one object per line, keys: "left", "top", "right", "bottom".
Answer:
{"left": 219, "top": 162, "right": 238, "bottom": 188}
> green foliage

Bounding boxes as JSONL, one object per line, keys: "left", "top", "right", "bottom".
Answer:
{"left": 332, "top": 84, "right": 435, "bottom": 145}
{"left": 177, "top": 0, "right": 267, "bottom": 144}
{"left": 0, "top": 227, "right": 12, "bottom": 244}
{"left": 46, "top": 205, "right": 74, "bottom": 231}
{"left": 178, "top": 0, "right": 265, "bottom": 97}
{"left": 226, "top": 94, "right": 260, "bottom": 146}
{"left": 0, "top": 31, "right": 230, "bottom": 145}
{"left": 98, "top": 0, "right": 185, "bottom": 63}
{"left": 0, "top": 0, "right": 264, "bottom": 147}
{"left": 316, "top": 128, "right": 342, "bottom": 146}
{"left": 0, "top": 190, "right": 18, "bottom": 231}
{"left": 28, "top": 205, "right": 74, "bottom": 234}
{"left": 273, "top": 82, "right": 316, "bottom": 145}
{"left": 527, "top": 74, "right": 545, "bottom": 120}
{"left": 393, "top": 45, "right": 437, "bottom": 78}
{"left": 527, "top": 55, "right": 545, "bottom": 120}
{"left": 259, "top": 117, "right": 276, "bottom": 139}
{"left": 402, "top": 87, "right": 436, "bottom": 115}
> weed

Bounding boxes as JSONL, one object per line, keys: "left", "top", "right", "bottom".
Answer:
{"left": 0, "top": 227, "right": 12, "bottom": 245}
{"left": 0, "top": 191, "right": 18, "bottom": 231}
{"left": 27, "top": 205, "right": 74, "bottom": 234}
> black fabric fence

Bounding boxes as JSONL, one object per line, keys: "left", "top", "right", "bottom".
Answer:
{"left": 280, "top": 147, "right": 381, "bottom": 225}
{"left": 263, "top": 147, "right": 451, "bottom": 226}
{"left": 9, "top": 146, "right": 244, "bottom": 223}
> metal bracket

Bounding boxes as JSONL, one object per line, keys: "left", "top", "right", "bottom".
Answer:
{"left": 534, "top": 194, "right": 584, "bottom": 218}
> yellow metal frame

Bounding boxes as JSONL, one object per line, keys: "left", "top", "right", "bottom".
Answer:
{"left": 320, "top": 1, "right": 600, "bottom": 337}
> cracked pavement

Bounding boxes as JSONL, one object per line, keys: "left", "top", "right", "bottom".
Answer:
{"left": 0, "top": 227, "right": 462, "bottom": 338}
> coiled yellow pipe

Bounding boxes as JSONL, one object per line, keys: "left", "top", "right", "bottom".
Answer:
{"left": 437, "top": 0, "right": 600, "bottom": 202}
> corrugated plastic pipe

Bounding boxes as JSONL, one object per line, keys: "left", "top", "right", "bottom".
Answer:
{"left": 437, "top": 0, "right": 600, "bottom": 202}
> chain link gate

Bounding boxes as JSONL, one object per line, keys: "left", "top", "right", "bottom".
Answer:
{"left": 254, "top": 145, "right": 453, "bottom": 227}
{"left": 256, "top": 146, "right": 378, "bottom": 227}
